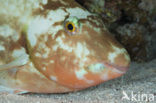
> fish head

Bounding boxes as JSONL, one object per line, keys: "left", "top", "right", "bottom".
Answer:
{"left": 26, "top": 0, "right": 130, "bottom": 90}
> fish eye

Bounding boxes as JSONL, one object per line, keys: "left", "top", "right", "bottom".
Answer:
{"left": 65, "top": 22, "right": 76, "bottom": 32}
{"left": 64, "top": 16, "right": 79, "bottom": 35}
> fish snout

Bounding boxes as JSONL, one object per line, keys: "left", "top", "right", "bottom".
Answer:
{"left": 87, "top": 61, "right": 129, "bottom": 75}
{"left": 88, "top": 47, "right": 130, "bottom": 72}
{"left": 85, "top": 50, "right": 130, "bottom": 85}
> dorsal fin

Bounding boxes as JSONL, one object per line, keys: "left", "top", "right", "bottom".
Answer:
{"left": 0, "top": 54, "right": 29, "bottom": 71}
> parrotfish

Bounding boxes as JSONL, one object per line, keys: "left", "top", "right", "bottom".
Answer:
{"left": 0, "top": 0, "right": 130, "bottom": 94}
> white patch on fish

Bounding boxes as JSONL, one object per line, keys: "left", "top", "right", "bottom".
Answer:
{"left": 50, "top": 60, "right": 54, "bottom": 64}
{"left": 50, "top": 76, "right": 57, "bottom": 81}
{"left": 28, "top": 8, "right": 68, "bottom": 47}
{"left": 48, "top": 8, "right": 68, "bottom": 38}
{"left": 75, "top": 69, "right": 87, "bottom": 80}
{"left": 35, "top": 52, "right": 42, "bottom": 57}
{"left": 12, "top": 48, "right": 27, "bottom": 58}
{"left": 0, "top": 25, "right": 19, "bottom": 42}
{"left": 42, "top": 67, "right": 46, "bottom": 71}
{"left": 0, "top": 45, "right": 5, "bottom": 51}
{"left": 108, "top": 46, "right": 127, "bottom": 63}
{"left": 66, "top": 7, "right": 91, "bottom": 19}
{"left": 85, "top": 79, "right": 94, "bottom": 84}
{"left": 41, "top": 0, "right": 48, "bottom": 5}
{"left": 42, "top": 47, "right": 50, "bottom": 58}
{"left": 101, "top": 73, "right": 109, "bottom": 81}
{"left": 55, "top": 37, "right": 73, "bottom": 52}
{"left": 59, "top": 0, "right": 68, "bottom": 5}
{"left": 75, "top": 69, "right": 94, "bottom": 84}
{"left": 27, "top": 16, "right": 51, "bottom": 47}
{"left": 47, "top": 8, "right": 68, "bottom": 25}
{"left": 74, "top": 42, "right": 90, "bottom": 59}
{"left": 49, "top": 25, "right": 63, "bottom": 39}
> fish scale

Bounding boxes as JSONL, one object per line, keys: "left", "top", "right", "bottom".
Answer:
{"left": 0, "top": 0, "right": 130, "bottom": 94}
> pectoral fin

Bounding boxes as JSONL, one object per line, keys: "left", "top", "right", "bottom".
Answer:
{"left": 0, "top": 54, "right": 29, "bottom": 72}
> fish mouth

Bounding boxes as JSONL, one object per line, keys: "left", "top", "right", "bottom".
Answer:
{"left": 87, "top": 62, "right": 129, "bottom": 74}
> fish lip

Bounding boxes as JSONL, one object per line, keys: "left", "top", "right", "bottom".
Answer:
{"left": 104, "top": 62, "right": 129, "bottom": 73}
{"left": 87, "top": 62, "right": 129, "bottom": 74}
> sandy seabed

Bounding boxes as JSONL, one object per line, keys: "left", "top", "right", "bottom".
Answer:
{"left": 0, "top": 59, "right": 155, "bottom": 103}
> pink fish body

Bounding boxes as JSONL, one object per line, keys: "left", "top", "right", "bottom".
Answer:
{"left": 0, "top": 0, "right": 130, "bottom": 94}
